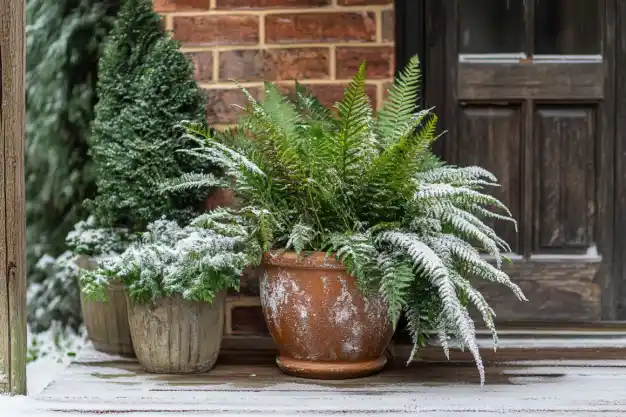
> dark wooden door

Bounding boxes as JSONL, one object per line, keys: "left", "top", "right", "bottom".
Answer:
{"left": 411, "top": 0, "right": 618, "bottom": 322}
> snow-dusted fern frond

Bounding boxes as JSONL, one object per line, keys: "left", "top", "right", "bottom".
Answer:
{"left": 286, "top": 222, "right": 317, "bottom": 254}
{"left": 416, "top": 183, "right": 513, "bottom": 218}
{"left": 377, "top": 230, "right": 488, "bottom": 384}
{"left": 325, "top": 232, "right": 380, "bottom": 291}
{"left": 162, "top": 172, "right": 229, "bottom": 193}
{"left": 450, "top": 272, "right": 498, "bottom": 348}
{"left": 417, "top": 165, "right": 498, "bottom": 186}
{"left": 377, "top": 254, "right": 413, "bottom": 328}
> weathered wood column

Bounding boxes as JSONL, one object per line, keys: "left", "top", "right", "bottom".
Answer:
{"left": 0, "top": 0, "right": 27, "bottom": 395}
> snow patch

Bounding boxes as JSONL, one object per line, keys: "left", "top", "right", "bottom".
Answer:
{"left": 330, "top": 278, "right": 357, "bottom": 325}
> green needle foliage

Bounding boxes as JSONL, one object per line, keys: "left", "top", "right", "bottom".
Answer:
{"left": 84, "top": 0, "right": 208, "bottom": 232}
{"left": 26, "top": 0, "right": 120, "bottom": 332}
{"left": 173, "top": 56, "right": 527, "bottom": 384}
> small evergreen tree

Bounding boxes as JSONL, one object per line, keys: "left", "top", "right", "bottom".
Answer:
{"left": 85, "top": 0, "right": 208, "bottom": 232}
{"left": 26, "top": 0, "right": 120, "bottom": 332}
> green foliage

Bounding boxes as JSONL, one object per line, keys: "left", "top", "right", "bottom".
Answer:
{"left": 169, "top": 55, "right": 527, "bottom": 384}
{"left": 28, "top": 251, "right": 82, "bottom": 331}
{"left": 26, "top": 0, "right": 120, "bottom": 332}
{"left": 80, "top": 216, "right": 259, "bottom": 305}
{"left": 84, "top": 0, "right": 209, "bottom": 232}
{"left": 66, "top": 216, "right": 133, "bottom": 256}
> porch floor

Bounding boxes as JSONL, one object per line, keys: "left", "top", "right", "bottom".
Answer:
{"left": 19, "top": 342, "right": 626, "bottom": 416}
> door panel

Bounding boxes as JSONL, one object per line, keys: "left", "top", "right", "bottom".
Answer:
{"left": 424, "top": 0, "right": 616, "bottom": 322}
{"left": 534, "top": 107, "right": 596, "bottom": 253}
{"left": 458, "top": 63, "right": 604, "bottom": 101}
{"left": 458, "top": 106, "right": 522, "bottom": 252}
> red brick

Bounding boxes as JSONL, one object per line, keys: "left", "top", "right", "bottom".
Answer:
{"left": 339, "top": 0, "right": 391, "bottom": 4}
{"left": 382, "top": 9, "right": 394, "bottom": 42}
{"left": 173, "top": 15, "right": 259, "bottom": 46}
{"left": 204, "top": 87, "right": 261, "bottom": 124}
{"left": 265, "top": 12, "right": 376, "bottom": 44}
{"left": 282, "top": 83, "right": 377, "bottom": 110}
{"left": 336, "top": 46, "right": 393, "bottom": 79}
{"left": 219, "top": 48, "right": 330, "bottom": 82}
{"left": 153, "top": 0, "right": 211, "bottom": 12}
{"left": 216, "top": 0, "right": 329, "bottom": 9}
{"left": 185, "top": 51, "right": 213, "bottom": 83}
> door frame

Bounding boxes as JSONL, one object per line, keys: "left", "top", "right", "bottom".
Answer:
{"left": 396, "top": 0, "right": 625, "bottom": 321}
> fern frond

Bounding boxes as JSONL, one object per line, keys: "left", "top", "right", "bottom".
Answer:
{"left": 417, "top": 165, "right": 498, "bottom": 185}
{"left": 467, "top": 204, "right": 518, "bottom": 232}
{"left": 451, "top": 272, "right": 498, "bottom": 349}
{"left": 404, "top": 300, "right": 423, "bottom": 364}
{"left": 416, "top": 182, "right": 513, "bottom": 218}
{"left": 436, "top": 317, "right": 450, "bottom": 360}
{"left": 325, "top": 232, "right": 379, "bottom": 292}
{"left": 293, "top": 81, "right": 333, "bottom": 125}
{"left": 233, "top": 80, "right": 306, "bottom": 184}
{"left": 377, "top": 230, "right": 486, "bottom": 384}
{"left": 377, "top": 55, "right": 422, "bottom": 147}
{"left": 286, "top": 222, "right": 316, "bottom": 254}
{"left": 377, "top": 254, "right": 412, "bottom": 328}
{"left": 334, "top": 61, "right": 375, "bottom": 183}
{"left": 435, "top": 233, "right": 526, "bottom": 301}
{"left": 162, "top": 172, "right": 228, "bottom": 192}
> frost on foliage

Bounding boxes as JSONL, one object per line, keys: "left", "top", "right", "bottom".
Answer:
{"left": 165, "top": 55, "right": 526, "bottom": 384}
{"left": 28, "top": 251, "right": 83, "bottom": 331}
{"left": 80, "top": 217, "right": 260, "bottom": 305}
{"left": 65, "top": 216, "right": 132, "bottom": 257}
{"left": 27, "top": 322, "right": 87, "bottom": 364}
{"left": 25, "top": 0, "right": 119, "bottom": 334}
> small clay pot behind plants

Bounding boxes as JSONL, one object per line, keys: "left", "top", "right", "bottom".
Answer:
{"left": 77, "top": 255, "right": 134, "bottom": 357}
{"left": 126, "top": 293, "right": 225, "bottom": 374}
{"left": 260, "top": 251, "right": 394, "bottom": 380}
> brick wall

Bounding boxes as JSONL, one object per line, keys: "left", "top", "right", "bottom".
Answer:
{"left": 154, "top": 0, "right": 395, "bottom": 344}
{"left": 154, "top": 0, "right": 395, "bottom": 129}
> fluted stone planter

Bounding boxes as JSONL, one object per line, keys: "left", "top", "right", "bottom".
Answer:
{"left": 77, "top": 255, "right": 134, "bottom": 357}
{"left": 126, "top": 293, "right": 225, "bottom": 374}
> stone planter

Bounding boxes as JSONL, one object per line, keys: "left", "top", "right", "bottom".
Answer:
{"left": 260, "top": 251, "right": 393, "bottom": 380}
{"left": 126, "top": 293, "right": 225, "bottom": 374}
{"left": 77, "top": 255, "right": 134, "bottom": 357}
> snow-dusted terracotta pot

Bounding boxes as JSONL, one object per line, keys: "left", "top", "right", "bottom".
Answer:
{"left": 260, "top": 251, "right": 393, "bottom": 380}
{"left": 77, "top": 255, "right": 134, "bottom": 357}
{"left": 126, "top": 293, "right": 225, "bottom": 374}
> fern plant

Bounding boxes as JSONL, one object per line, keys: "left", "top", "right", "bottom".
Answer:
{"left": 167, "top": 56, "right": 523, "bottom": 383}
{"left": 80, "top": 214, "right": 260, "bottom": 305}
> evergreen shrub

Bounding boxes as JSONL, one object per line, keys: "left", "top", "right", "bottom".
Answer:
{"left": 85, "top": 0, "right": 209, "bottom": 232}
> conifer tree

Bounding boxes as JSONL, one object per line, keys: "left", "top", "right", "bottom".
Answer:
{"left": 85, "top": 0, "right": 208, "bottom": 231}
{"left": 26, "top": 0, "right": 120, "bottom": 332}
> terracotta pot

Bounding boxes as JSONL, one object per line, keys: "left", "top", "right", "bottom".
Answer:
{"left": 126, "top": 293, "right": 225, "bottom": 374}
{"left": 260, "top": 251, "right": 393, "bottom": 380}
{"left": 77, "top": 255, "right": 134, "bottom": 357}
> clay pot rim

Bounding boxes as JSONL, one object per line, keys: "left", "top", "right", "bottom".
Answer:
{"left": 262, "top": 250, "right": 346, "bottom": 271}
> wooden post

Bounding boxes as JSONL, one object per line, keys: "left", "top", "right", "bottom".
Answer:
{"left": 0, "top": 0, "right": 27, "bottom": 395}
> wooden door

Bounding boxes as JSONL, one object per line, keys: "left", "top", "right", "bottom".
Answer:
{"left": 417, "top": 0, "right": 617, "bottom": 322}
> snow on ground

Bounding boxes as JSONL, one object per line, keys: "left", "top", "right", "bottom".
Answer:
{"left": 0, "top": 323, "right": 86, "bottom": 416}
